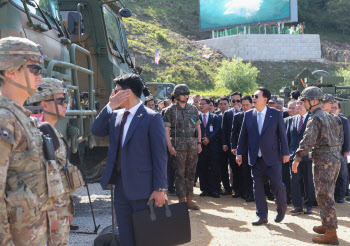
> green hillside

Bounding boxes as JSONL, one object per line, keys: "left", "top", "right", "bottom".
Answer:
{"left": 124, "top": 0, "right": 349, "bottom": 96}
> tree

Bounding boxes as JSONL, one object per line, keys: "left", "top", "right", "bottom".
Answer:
{"left": 327, "top": 0, "right": 350, "bottom": 35}
{"left": 216, "top": 57, "right": 259, "bottom": 94}
{"left": 336, "top": 65, "right": 350, "bottom": 85}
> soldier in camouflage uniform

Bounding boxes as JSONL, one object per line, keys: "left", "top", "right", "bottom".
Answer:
{"left": 292, "top": 87, "right": 343, "bottom": 245}
{"left": 0, "top": 37, "right": 56, "bottom": 245}
{"left": 163, "top": 84, "right": 202, "bottom": 210}
{"left": 28, "top": 78, "right": 80, "bottom": 246}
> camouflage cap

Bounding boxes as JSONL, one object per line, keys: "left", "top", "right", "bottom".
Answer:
{"left": 173, "top": 84, "right": 190, "bottom": 97}
{"left": 27, "top": 78, "right": 67, "bottom": 105}
{"left": 0, "top": 37, "right": 44, "bottom": 71}
{"left": 299, "top": 86, "right": 323, "bottom": 101}
{"left": 322, "top": 93, "right": 335, "bottom": 103}
{"left": 268, "top": 95, "right": 278, "bottom": 103}
{"left": 277, "top": 98, "right": 284, "bottom": 106}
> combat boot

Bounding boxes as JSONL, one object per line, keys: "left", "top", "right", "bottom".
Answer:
{"left": 312, "top": 229, "right": 339, "bottom": 245}
{"left": 185, "top": 195, "right": 200, "bottom": 210}
{"left": 313, "top": 225, "right": 326, "bottom": 234}
{"left": 178, "top": 196, "right": 186, "bottom": 203}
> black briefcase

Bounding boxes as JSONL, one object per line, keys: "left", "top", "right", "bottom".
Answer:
{"left": 132, "top": 200, "right": 191, "bottom": 246}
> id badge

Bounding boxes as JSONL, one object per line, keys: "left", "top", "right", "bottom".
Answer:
{"left": 209, "top": 125, "right": 213, "bottom": 132}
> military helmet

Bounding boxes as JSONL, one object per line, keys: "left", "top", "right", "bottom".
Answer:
{"left": 173, "top": 84, "right": 190, "bottom": 97}
{"left": 0, "top": 37, "right": 44, "bottom": 71}
{"left": 27, "top": 78, "right": 67, "bottom": 105}
{"left": 299, "top": 86, "right": 323, "bottom": 101}
{"left": 322, "top": 93, "right": 335, "bottom": 103}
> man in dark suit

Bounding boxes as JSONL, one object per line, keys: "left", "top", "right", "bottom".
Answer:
{"left": 331, "top": 101, "right": 350, "bottom": 203}
{"left": 236, "top": 87, "right": 289, "bottom": 225}
{"left": 91, "top": 74, "right": 167, "bottom": 246}
{"left": 231, "top": 95, "right": 254, "bottom": 202}
{"left": 286, "top": 99, "right": 316, "bottom": 215}
{"left": 222, "top": 92, "right": 242, "bottom": 197}
{"left": 198, "top": 97, "right": 221, "bottom": 198}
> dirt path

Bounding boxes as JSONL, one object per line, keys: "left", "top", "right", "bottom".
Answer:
{"left": 69, "top": 184, "right": 350, "bottom": 246}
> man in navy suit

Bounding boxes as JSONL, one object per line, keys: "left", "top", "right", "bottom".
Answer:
{"left": 286, "top": 99, "right": 316, "bottom": 215}
{"left": 91, "top": 74, "right": 167, "bottom": 246}
{"left": 222, "top": 92, "right": 242, "bottom": 197}
{"left": 236, "top": 87, "right": 289, "bottom": 225}
{"left": 198, "top": 97, "right": 221, "bottom": 198}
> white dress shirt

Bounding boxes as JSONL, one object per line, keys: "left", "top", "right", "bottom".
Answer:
{"left": 254, "top": 106, "right": 267, "bottom": 157}
{"left": 107, "top": 101, "right": 143, "bottom": 146}
{"left": 297, "top": 113, "right": 308, "bottom": 125}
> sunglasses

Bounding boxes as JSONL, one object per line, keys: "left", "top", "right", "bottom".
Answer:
{"left": 252, "top": 95, "right": 259, "bottom": 99}
{"left": 46, "top": 97, "right": 67, "bottom": 106}
{"left": 232, "top": 99, "right": 241, "bottom": 103}
{"left": 26, "top": 64, "right": 42, "bottom": 76}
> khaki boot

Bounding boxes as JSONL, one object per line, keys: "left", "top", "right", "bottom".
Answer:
{"left": 313, "top": 225, "right": 326, "bottom": 235}
{"left": 178, "top": 196, "right": 186, "bottom": 203}
{"left": 185, "top": 195, "right": 200, "bottom": 210}
{"left": 312, "top": 229, "right": 339, "bottom": 245}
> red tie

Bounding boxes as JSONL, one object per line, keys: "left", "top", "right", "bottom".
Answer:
{"left": 297, "top": 116, "right": 303, "bottom": 133}
{"left": 116, "top": 111, "right": 130, "bottom": 173}
{"left": 203, "top": 114, "right": 207, "bottom": 137}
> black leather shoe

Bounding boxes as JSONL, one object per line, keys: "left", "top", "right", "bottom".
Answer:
{"left": 209, "top": 192, "right": 220, "bottom": 198}
{"left": 245, "top": 196, "right": 255, "bottom": 202}
{"left": 336, "top": 197, "right": 345, "bottom": 203}
{"left": 232, "top": 193, "right": 240, "bottom": 198}
{"left": 275, "top": 212, "right": 285, "bottom": 223}
{"left": 290, "top": 207, "right": 303, "bottom": 215}
{"left": 200, "top": 191, "right": 209, "bottom": 197}
{"left": 304, "top": 207, "right": 312, "bottom": 214}
{"left": 252, "top": 217, "right": 268, "bottom": 226}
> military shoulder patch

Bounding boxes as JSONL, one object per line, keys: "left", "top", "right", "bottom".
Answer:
{"left": 0, "top": 126, "right": 14, "bottom": 145}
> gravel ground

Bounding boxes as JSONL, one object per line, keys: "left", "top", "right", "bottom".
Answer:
{"left": 69, "top": 184, "right": 350, "bottom": 246}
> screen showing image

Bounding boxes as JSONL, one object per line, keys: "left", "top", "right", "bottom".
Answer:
{"left": 200, "top": 0, "right": 291, "bottom": 30}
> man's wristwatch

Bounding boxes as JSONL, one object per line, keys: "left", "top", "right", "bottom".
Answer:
{"left": 197, "top": 142, "right": 202, "bottom": 145}
{"left": 154, "top": 188, "right": 167, "bottom": 192}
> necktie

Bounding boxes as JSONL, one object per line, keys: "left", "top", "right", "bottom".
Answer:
{"left": 116, "top": 111, "right": 130, "bottom": 173}
{"left": 298, "top": 116, "right": 303, "bottom": 133}
{"left": 258, "top": 112, "right": 263, "bottom": 135}
{"left": 203, "top": 114, "right": 207, "bottom": 137}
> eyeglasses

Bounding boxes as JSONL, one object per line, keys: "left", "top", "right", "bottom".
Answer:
{"left": 26, "top": 64, "right": 42, "bottom": 76}
{"left": 232, "top": 99, "right": 241, "bottom": 103}
{"left": 252, "top": 94, "right": 259, "bottom": 99}
{"left": 46, "top": 97, "right": 67, "bottom": 106}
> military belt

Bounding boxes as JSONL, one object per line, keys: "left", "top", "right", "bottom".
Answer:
{"left": 171, "top": 132, "right": 196, "bottom": 138}
{"left": 312, "top": 146, "right": 340, "bottom": 156}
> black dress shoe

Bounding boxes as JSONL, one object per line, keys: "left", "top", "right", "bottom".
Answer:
{"left": 245, "top": 196, "right": 255, "bottom": 202}
{"left": 290, "top": 207, "right": 303, "bottom": 215}
{"left": 275, "top": 212, "right": 285, "bottom": 223}
{"left": 209, "top": 192, "right": 220, "bottom": 198}
{"left": 336, "top": 197, "right": 345, "bottom": 203}
{"left": 252, "top": 217, "right": 268, "bottom": 226}
{"left": 200, "top": 191, "right": 209, "bottom": 197}
{"left": 304, "top": 207, "right": 312, "bottom": 214}
{"left": 232, "top": 193, "right": 240, "bottom": 198}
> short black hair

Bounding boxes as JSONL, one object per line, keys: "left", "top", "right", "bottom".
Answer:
{"left": 219, "top": 96, "right": 230, "bottom": 104}
{"left": 114, "top": 73, "right": 144, "bottom": 98}
{"left": 144, "top": 96, "right": 154, "bottom": 105}
{"left": 231, "top": 92, "right": 242, "bottom": 99}
{"left": 201, "top": 97, "right": 211, "bottom": 104}
{"left": 335, "top": 101, "right": 341, "bottom": 109}
{"left": 241, "top": 95, "right": 252, "bottom": 104}
{"left": 258, "top": 87, "right": 271, "bottom": 102}
{"left": 290, "top": 90, "right": 300, "bottom": 100}
{"left": 209, "top": 97, "right": 215, "bottom": 105}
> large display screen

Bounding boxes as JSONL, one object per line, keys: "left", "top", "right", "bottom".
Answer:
{"left": 200, "top": 0, "right": 296, "bottom": 31}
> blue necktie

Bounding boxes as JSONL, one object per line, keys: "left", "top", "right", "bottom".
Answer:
{"left": 258, "top": 112, "right": 263, "bottom": 135}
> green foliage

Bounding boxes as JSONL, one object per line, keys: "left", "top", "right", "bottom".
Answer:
{"left": 216, "top": 58, "right": 259, "bottom": 94}
{"left": 336, "top": 65, "right": 350, "bottom": 85}
{"left": 327, "top": 0, "right": 350, "bottom": 35}
{"left": 191, "top": 86, "right": 232, "bottom": 99}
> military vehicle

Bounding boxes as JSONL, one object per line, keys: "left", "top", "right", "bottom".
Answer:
{"left": 0, "top": 0, "right": 148, "bottom": 181}
{"left": 280, "top": 68, "right": 350, "bottom": 118}
{"left": 146, "top": 82, "right": 175, "bottom": 102}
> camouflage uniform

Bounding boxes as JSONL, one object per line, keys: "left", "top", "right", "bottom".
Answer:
{"left": 163, "top": 86, "right": 200, "bottom": 197}
{"left": 28, "top": 79, "right": 76, "bottom": 246}
{"left": 0, "top": 37, "right": 54, "bottom": 245}
{"left": 295, "top": 87, "right": 343, "bottom": 230}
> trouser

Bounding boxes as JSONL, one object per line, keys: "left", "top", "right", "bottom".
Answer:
{"left": 49, "top": 216, "right": 70, "bottom": 246}
{"left": 198, "top": 146, "right": 220, "bottom": 192}
{"left": 228, "top": 152, "right": 242, "bottom": 194}
{"left": 335, "top": 156, "right": 349, "bottom": 199}
{"left": 290, "top": 160, "right": 315, "bottom": 208}
{"left": 313, "top": 160, "right": 341, "bottom": 229}
{"left": 217, "top": 150, "right": 231, "bottom": 192}
{"left": 251, "top": 157, "right": 287, "bottom": 219}
{"left": 241, "top": 155, "right": 253, "bottom": 198}
{"left": 114, "top": 175, "right": 148, "bottom": 246}
{"left": 167, "top": 150, "right": 175, "bottom": 193}
{"left": 172, "top": 148, "right": 198, "bottom": 197}
{"left": 282, "top": 162, "right": 291, "bottom": 201}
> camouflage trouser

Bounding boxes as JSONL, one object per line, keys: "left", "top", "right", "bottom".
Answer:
{"left": 10, "top": 210, "right": 48, "bottom": 246}
{"left": 48, "top": 216, "right": 70, "bottom": 246}
{"left": 313, "top": 161, "right": 341, "bottom": 229}
{"left": 172, "top": 148, "right": 198, "bottom": 197}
